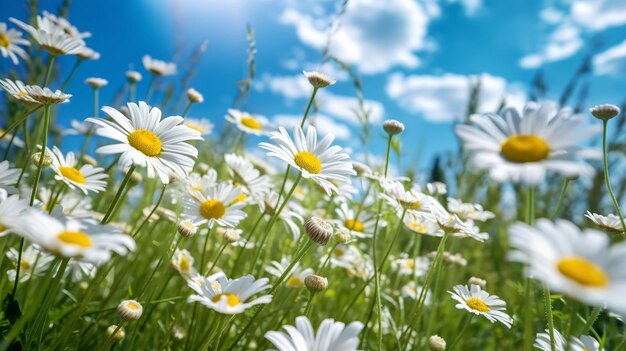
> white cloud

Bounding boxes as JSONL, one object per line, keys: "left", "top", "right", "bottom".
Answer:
{"left": 386, "top": 72, "right": 526, "bottom": 122}
{"left": 521, "top": 0, "right": 626, "bottom": 69}
{"left": 273, "top": 113, "right": 351, "bottom": 139}
{"left": 257, "top": 73, "right": 312, "bottom": 99}
{"left": 593, "top": 39, "right": 626, "bottom": 75}
{"left": 280, "top": 0, "right": 432, "bottom": 74}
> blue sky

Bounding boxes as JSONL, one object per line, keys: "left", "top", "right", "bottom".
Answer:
{"left": 3, "top": 0, "right": 626, "bottom": 173}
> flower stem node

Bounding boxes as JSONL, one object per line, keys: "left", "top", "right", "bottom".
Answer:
{"left": 304, "top": 274, "right": 328, "bottom": 293}
{"left": 383, "top": 119, "right": 405, "bottom": 135}
{"left": 428, "top": 335, "right": 446, "bottom": 351}
{"left": 590, "top": 104, "right": 620, "bottom": 121}
{"left": 305, "top": 217, "right": 333, "bottom": 246}
{"left": 117, "top": 300, "right": 143, "bottom": 321}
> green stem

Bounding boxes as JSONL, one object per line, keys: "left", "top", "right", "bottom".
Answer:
{"left": 43, "top": 55, "right": 56, "bottom": 87}
{"left": 61, "top": 59, "right": 82, "bottom": 91}
{"left": 145, "top": 76, "right": 156, "bottom": 103}
{"left": 543, "top": 284, "right": 556, "bottom": 351}
{"left": 230, "top": 211, "right": 264, "bottom": 276}
{"left": 129, "top": 82, "right": 136, "bottom": 102}
{"left": 97, "top": 320, "right": 126, "bottom": 351}
{"left": 303, "top": 292, "right": 316, "bottom": 317}
{"left": 549, "top": 179, "right": 570, "bottom": 219}
{"left": 101, "top": 165, "right": 136, "bottom": 224}
{"left": 601, "top": 120, "right": 626, "bottom": 235}
{"left": 448, "top": 315, "right": 474, "bottom": 350}
{"left": 182, "top": 102, "right": 192, "bottom": 117}
{"left": 384, "top": 134, "right": 392, "bottom": 176}
{"left": 29, "top": 104, "right": 51, "bottom": 206}
{"left": 300, "top": 87, "right": 318, "bottom": 127}
{"left": 205, "top": 240, "right": 228, "bottom": 276}
{"left": 132, "top": 184, "right": 168, "bottom": 237}
{"left": 0, "top": 107, "right": 39, "bottom": 141}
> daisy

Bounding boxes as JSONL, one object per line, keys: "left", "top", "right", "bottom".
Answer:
{"left": 142, "top": 55, "right": 176, "bottom": 76}
{"left": 0, "top": 22, "right": 29, "bottom": 65}
{"left": 170, "top": 249, "right": 198, "bottom": 280}
{"left": 49, "top": 146, "right": 107, "bottom": 194}
{"left": 17, "top": 211, "right": 136, "bottom": 264}
{"left": 403, "top": 211, "right": 443, "bottom": 237}
{"left": 447, "top": 197, "right": 495, "bottom": 222}
{"left": 265, "top": 258, "right": 314, "bottom": 288}
{"left": 184, "top": 117, "right": 214, "bottom": 136}
{"left": 429, "top": 204, "right": 489, "bottom": 242}
{"left": 401, "top": 281, "right": 432, "bottom": 304}
{"left": 64, "top": 260, "right": 97, "bottom": 282}
{"left": 455, "top": 102, "right": 601, "bottom": 185}
{"left": 0, "top": 191, "right": 29, "bottom": 236}
{"left": 257, "top": 191, "right": 305, "bottom": 240}
{"left": 0, "top": 160, "right": 20, "bottom": 194}
{"left": 187, "top": 274, "right": 272, "bottom": 314}
{"left": 225, "top": 109, "right": 270, "bottom": 136}
{"left": 225, "top": 153, "right": 270, "bottom": 198}
{"left": 259, "top": 126, "right": 355, "bottom": 195}
{"left": 380, "top": 180, "right": 435, "bottom": 215}
{"left": 86, "top": 101, "right": 203, "bottom": 184}
{"left": 6, "top": 246, "right": 54, "bottom": 283}
{"left": 334, "top": 202, "right": 377, "bottom": 238}
{"left": 391, "top": 255, "right": 429, "bottom": 277}
{"left": 180, "top": 169, "right": 218, "bottom": 195}
{"left": 84, "top": 77, "right": 108, "bottom": 89}
{"left": 42, "top": 11, "right": 91, "bottom": 39}
{"left": 182, "top": 182, "right": 247, "bottom": 228}
{"left": 37, "top": 187, "right": 93, "bottom": 218}
{"left": 0, "top": 79, "right": 71, "bottom": 106}
{"left": 534, "top": 328, "right": 602, "bottom": 351}
{"left": 509, "top": 219, "right": 626, "bottom": 316}
{"left": 10, "top": 16, "right": 85, "bottom": 56}
{"left": 265, "top": 316, "right": 363, "bottom": 351}
{"left": 448, "top": 284, "right": 513, "bottom": 327}
{"left": 76, "top": 46, "right": 99, "bottom": 60}
{"left": 62, "top": 119, "right": 91, "bottom": 136}
{"left": 585, "top": 211, "right": 623, "bottom": 234}
{"left": 303, "top": 70, "right": 336, "bottom": 89}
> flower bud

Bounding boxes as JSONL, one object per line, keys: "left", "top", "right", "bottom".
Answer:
{"left": 117, "top": 300, "right": 143, "bottom": 321}
{"left": 85, "top": 77, "right": 108, "bottom": 89}
{"left": 428, "top": 335, "right": 446, "bottom": 351}
{"left": 177, "top": 220, "right": 197, "bottom": 238}
{"left": 383, "top": 119, "right": 405, "bottom": 135}
{"left": 187, "top": 88, "right": 204, "bottom": 103}
{"left": 333, "top": 227, "right": 352, "bottom": 244}
{"left": 468, "top": 276, "right": 486, "bottom": 288}
{"left": 126, "top": 70, "right": 142, "bottom": 83}
{"left": 590, "top": 104, "right": 620, "bottom": 121}
{"left": 107, "top": 325, "right": 125, "bottom": 341}
{"left": 31, "top": 149, "right": 52, "bottom": 167}
{"left": 223, "top": 228, "right": 240, "bottom": 243}
{"left": 303, "top": 71, "right": 336, "bottom": 89}
{"left": 305, "top": 217, "right": 333, "bottom": 246}
{"left": 304, "top": 274, "right": 328, "bottom": 293}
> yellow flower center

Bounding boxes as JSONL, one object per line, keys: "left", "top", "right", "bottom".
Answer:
{"left": 466, "top": 297, "right": 490, "bottom": 312}
{"left": 180, "top": 255, "right": 190, "bottom": 272}
{"left": 128, "top": 129, "right": 162, "bottom": 157}
{"left": 400, "top": 199, "right": 421, "bottom": 210}
{"left": 0, "top": 224, "right": 6, "bottom": 232}
{"left": 408, "top": 222, "right": 426, "bottom": 233}
{"left": 240, "top": 116, "right": 261, "bottom": 130}
{"left": 557, "top": 256, "right": 609, "bottom": 287}
{"left": 231, "top": 193, "right": 247, "bottom": 204}
{"left": 211, "top": 293, "right": 241, "bottom": 306}
{"left": 294, "top": 151, "right": 322, "bottom": 174}
{"left": 127, "top": 301, "right": 141, "bottom": 310}
{"left": 407, "top": 260, "right": 415, "bottom": 269}
{"left": 0, "top": 33, "right": 10, "bottom": 47}
{"left": 19, "top": 260, "right": 30, "bottom": 270}
{"left": 57, "top": 230, "right": 92, "bottom": 248}
{"left": 199, "top": 199, "right": 226, "bottom": 219}
{"left": 344, "top": 219, "right": 365, "bottom": 232}
{"left": 333, "top": 248, "right": 344, "bottom": 257}
{"left": 287, "top": 276, "right": 304, "bottom": 288}
{"left": 500, "top": 135, "right": 550, "bottom": 163}
{"left": 59, "top": 166, "right": 86, "bottom": 184}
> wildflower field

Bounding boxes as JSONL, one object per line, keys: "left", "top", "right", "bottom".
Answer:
{"left": 1, "top": 1, "right": 626, "bottom": 350}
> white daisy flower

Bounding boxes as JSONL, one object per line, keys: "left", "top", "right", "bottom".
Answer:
{"left": 429, "top": 204, "right": 489, "bottom": 242}
{"left": 142, "top": 55, "right": 176, "bottom": 76}
{"left": 265, "top": 258, "right": 314, "bottom": 288}
{"left": 180, "top": 169, "right": 218, "bottom": 195}
{"left": 391, "top": 255, "right": 429, "bottom": 277}
{"left": 0, "top": 79, "right": 71, "bottom": 106}
{"left": 49, "top": 146, "right": 107, "bottom": 194}
{"left": 455, "top": 102, "right": 601, "bottom": 185}
{"left": 0, "top": 127, "right": 24, "bottom": 149}
{"left": 187, "top": 274, "right": 272, "bottom": 314}
{"left": 171, "top": 249, "right": 198, "bottom": 280}
{"left": 265, "top": 316, "right": 363, "bottom": 351}
{"left": 0, "top": 22, "right": 29, "bottom": 65}
{"left": 10, "top": 16, "right": 85, "bottom": 56}
{"left": 585, "top": 211, "right": 623, "bottom": 234}
{"left": 62, "top": 119, "right": 91, "bottom": 136}
{"left": 403, "top": 211, "right": 443, "bottom": 237}
{"left": 65, "top": 260, "right": 96, "bottom": 282}
{"left": 42, "top": 11, "right": 91, "bottom": 39}
{"left": 6, "top": 246, "right": 54, "bottom": 283}
{"left": 225, "top": 109, "right": 271, "bottom": 136}
{"left": 0, "top": 190, "right": 28, "bottom": 236}
{"left": 448, "top": 284, "right": 513, "bottom": 328}
{"left": 257, "top": 191, "right": 305, "bottom": 240}
{"left": 37, "top": 187, "right": 93, "bottom": 218}
{"left": 224, "top": 153, "right": 270, "bottom": 198}
{"left": 17, "top": 211, "right": 136, "bottom": 263}
{"left": 426, "top": 181, "right": 447, "bottom": 196}
{"left": 534, "top": 328, "right": 602, "bottom": 351}
{"left": 182, "top": 182, "right": 247, "bottom": 228}
{"left": 0, "top": 160, "right": 20, "bottom": 194}
{"left": 334, "top": 201, "right": 377, "bottom": 238}
{"left": 401, "top": 281, "right": 432, "bottom": 304}
{"left": 76, "top": 46, "right": 99, "bottom": 60}
{"left": 509, "top": 219, "right": 626, "bottom": 316}
{"left": 447, "top": 197, "right": 495, "bottom": 222}
{"left": 380, "top": 180, "right": 435, "bottom": 215}
{"left": 84, "top": 77, "right": 108, "bottom": 88}
{"left": 184, "top": 117, "right": 214, "bottom": 136}
{"left": 86, "top": 101, "right": 203, "bottom": 184}
{"left": 259, "top": 126, "right": 355, "bottom": 196}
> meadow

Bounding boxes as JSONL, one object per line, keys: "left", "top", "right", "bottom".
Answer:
{"left": 0, "top": 3, "right": 625, "bottom": 351}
